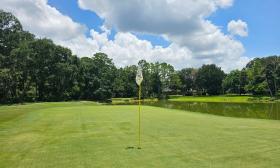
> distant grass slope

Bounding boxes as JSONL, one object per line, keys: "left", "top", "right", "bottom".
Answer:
{"left": 169, "top": 95, "right": 272, "bottom": 103}
{"left": 1, "top": 102, "right": 280, "bottom": 168}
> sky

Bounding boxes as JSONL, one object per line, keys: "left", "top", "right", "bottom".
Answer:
{"left": 1, "top": 0, "right": 279, "bottom": 72}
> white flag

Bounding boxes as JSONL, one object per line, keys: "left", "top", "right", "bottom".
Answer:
{"left": 136, "top": 66, "right": 143, "bottom": 86}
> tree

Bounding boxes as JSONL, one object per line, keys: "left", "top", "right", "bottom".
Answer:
{"left": 138, "top": 60, "right": 152, "bottom": 98}
{"left": 79, "top": 53, "right": 118, "bottom": 101}
{"left": 239, "top": 69, "right": 248, "bottom": 95}
{"left": 223, "top": 70, "right": 241, "bottom": 94}
{"left": 196, "top": 64, "right": 225, "bottom": 95}
{"left": 150, "top": 67, "right": 162, "bottom": 98}
{"left": 179, "top": 68, "right": 197, "bottom": 95}
{"left": 48, "top": 46, "right": 80, "bottom": 100}
{"left": 79, "top": 57, "right": 96, "bottom": 99}
{"left": 91, "top": 53, "right": 116, "bottom": 101}
{"left": 0, "top": 68, "right": 13, "bottom": 102}
{"left": 244, "top": 57, "right": 280, "bottom": 96}
{"left": 263, "top": 56, "right": 279, "bottom": 97}
{"left": 0, "top": 10, "right": 35, "bottom": 102}
{"left": 147, "top": 62, "right": 175, "bottom": 98}
{"left": 112, "top": 68, "right": 126, "bottom": 97}
{"left": 277, "top": 65, "right": 280, "bottom": 95}
{"left": 169, "top": 71, "right": 182, "bottom": 95}
{"left": 10, "top": 41, "right": 34, "bottom": 101}
{"left": 0, "top": 10, "right": 23, "bottom": 58}
{"left": 122, "top": 65, "right": 138, "bottom": 98}
{"left": 28, "top": 39, "right": 55, "bottom": 100}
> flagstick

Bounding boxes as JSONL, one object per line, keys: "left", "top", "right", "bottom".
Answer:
{"left": 138, "top": 84, "right": 141, "bottom": 149}
{"left": 136, "top": 66, "right": 143, "bottom": 149}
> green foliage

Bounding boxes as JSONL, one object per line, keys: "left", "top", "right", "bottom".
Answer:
{"left": 0, "top": 68, "right": 13, "bottom": 102}
{"left": 91, "top": 53, "right": 116, "bottom": 100}
{"left": 222, "top": 70, "right": 248, "bottom": 94}
{"left": 0, "top": 9, "right": 23, "bottom": 57}
{"left": 138, "top": 61, "right": 182, "bottom": 99}
{"left": 79, "top": 53, "right": 117, "bottom": 101}
{"left": 196, "top": 64, "right": 225, "bottom": 95}
{"left": 112, "top": 69, "right": 126, "bottom": 97}
{"left": 244, "top": 56, "right": 280, "bottom": 96}
{"left": 179, "top": 68, "right": 197, "bottom": 95}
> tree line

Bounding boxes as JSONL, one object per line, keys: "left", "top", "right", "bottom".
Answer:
{"left": 1, "top": 10, "right": 279, "bottom": 103}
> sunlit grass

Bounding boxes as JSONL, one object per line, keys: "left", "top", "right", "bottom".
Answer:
{"left": 0, "top": 102, "right": 280, "bottom": 167}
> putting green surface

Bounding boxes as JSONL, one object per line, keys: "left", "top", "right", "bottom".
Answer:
{"left": 1, "top": 102, "right": 280, "bottom": 168}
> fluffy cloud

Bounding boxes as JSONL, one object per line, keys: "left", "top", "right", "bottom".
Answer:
{"left": 1, "top": 0, "right": 85, "bottom": 40}
{"left": 94, "top": 31, "right": 194, "bottom": 68}
{"left": 227, "top": 19, "right": 248, "bottom": 37}
{"left": 1, "top": 0, "right": 250, "bottom": 72}
{"left": 1, "top": 0, "right": 99, "bottom": 56}
{"left": 89, "top": 30, "right": 249, "bottom": 72}
{"left": 78, "top": 0, "right": 233, "bottom": 34}
{"left": 77, "top": 0, "right": 250, "bottom": 71}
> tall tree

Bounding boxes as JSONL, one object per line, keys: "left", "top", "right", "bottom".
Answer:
{"left": 223, "top": 70, "right": 241, "bottom": 94}
{"left": 112, "top": 68, "right": 126, "bottom": 98}
{"left": 169, "top": 71, "right": 182, "bottom": 95}
{"left": 196, "top": 64, "right": 225, "bottom": 95}
{"left": 179, "top": 68, "right": 197, "bottom": 95}
{"left": 10, "top": 41, "right": 34, "bottom": 101}
{"left": 239, "top": 69, "right": 248, "bottom": 95}
{"left": 0, "top": 68, "right": 13, "bottom": 102}
{"left": 0, "top": 10, "right": 23, "bottom": 58}
{"left": 91, "top": 53, "right": 116, "bottom": 100}
{"left": 263, "top": 56, "right": 279, "bottom": 96}
{"left": 244, "top": 56, "right": 280, "bottom": 96}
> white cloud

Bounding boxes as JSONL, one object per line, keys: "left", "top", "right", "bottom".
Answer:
{"left": 78, "top": 0, "right": 234, "bottom": 34}
{"left": 77, "top": 0, "right": 250, "bottom": 71}
{"left": 1, "top": 0, "right": 86, "bottom": 40}
{"left": 1, "top": 0, "right": 250, "bottom": 72}
{"left": 227, "top": 19, "right": 248, "bottom": 37}
{"left": 1, "top": 0, "right": 99, "bottom": 56}
{"left": 97, "top": 31, "right": 194, "bottom": 68}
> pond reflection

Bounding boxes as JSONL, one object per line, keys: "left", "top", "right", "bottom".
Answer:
{"left": 145, "top": 101, "right": 280, "bottom": 120}
{"left": 114, "top": 100, "right": 280, "bottom": 120}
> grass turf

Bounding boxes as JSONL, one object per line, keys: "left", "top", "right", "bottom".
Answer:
{"left": 168, "top": 95, "right": 273, "bottom": 103}
{"left": 0, "top": 102, "right": 280, "bottom": 168}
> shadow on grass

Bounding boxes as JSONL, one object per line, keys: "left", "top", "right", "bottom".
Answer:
{"left": 125, "top": 146, "right": 142, "bottom": 150}
{"left": 125, "top": 146, "right": 135, "bottom": 150}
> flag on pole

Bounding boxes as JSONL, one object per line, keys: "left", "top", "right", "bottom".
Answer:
{"left": 136, "top": 66, "right": 143, "bottom": 86}
{"left": 136, "top": 66, "right": 143, "bottom": 149}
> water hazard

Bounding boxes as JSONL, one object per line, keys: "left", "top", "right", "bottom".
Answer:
{"left": 115, "top": 100, "right": 280, "bottom": 120}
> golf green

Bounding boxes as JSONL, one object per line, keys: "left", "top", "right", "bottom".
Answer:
{"left": 1, "top": 102, "right": 280, "bottom": 168}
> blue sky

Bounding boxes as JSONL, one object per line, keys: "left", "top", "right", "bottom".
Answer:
{"left": 48, "top": 0, "right": 171, "bottom": 47}
{"left": 48, "top": 0, "right": 280, "bottom": 58}
{"left": 209, "top": 0, "right": 280, "bottom": 57}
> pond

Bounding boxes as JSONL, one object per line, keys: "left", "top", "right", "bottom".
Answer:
{"left": 115, "top": 100, "right": 280, "bottom": 120}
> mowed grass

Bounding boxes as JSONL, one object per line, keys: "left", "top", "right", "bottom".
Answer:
{"left": 1, "top": 102, "right": 280, "bottom": 168}
{"left": 169, "top": 95, "right": 272, "bottom": 103}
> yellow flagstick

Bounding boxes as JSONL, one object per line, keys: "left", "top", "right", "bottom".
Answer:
{"left": 136, "top": 66, "right": 143, "bottom": 149}
{"left": 138, "top": 84, "right": 141, "bottom": 149}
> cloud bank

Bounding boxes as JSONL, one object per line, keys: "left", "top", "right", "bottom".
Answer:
{"left": 1, "top": 0, "right": 250, "bottom": 72}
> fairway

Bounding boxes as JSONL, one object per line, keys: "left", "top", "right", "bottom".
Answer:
{"left": 1, "top": 102, "right": 280, "bottom": 168}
